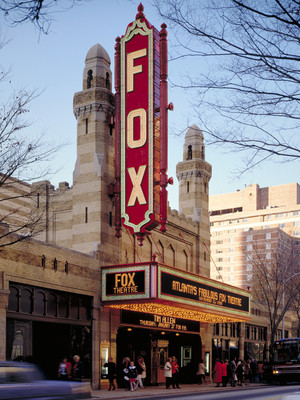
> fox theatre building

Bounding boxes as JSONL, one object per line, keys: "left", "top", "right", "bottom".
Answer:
{"left": 99, "top": 4, "right": 251, "bottom": 386}
{"left": 101, "top": 262, "right": 251, "bottom": 385}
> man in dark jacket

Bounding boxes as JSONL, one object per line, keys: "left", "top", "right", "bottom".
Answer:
{"left": 104, "top": 357, "right": 116, "bottom": 391}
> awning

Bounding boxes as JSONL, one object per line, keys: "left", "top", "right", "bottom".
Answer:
{"left": 101, "top": 262, "right": 251, "bottom": 324}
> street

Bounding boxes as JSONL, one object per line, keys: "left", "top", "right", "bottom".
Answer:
{"left": 90, "top": 383, "right": 300, "bottom": 400}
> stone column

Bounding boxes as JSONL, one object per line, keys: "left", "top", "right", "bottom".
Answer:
{"left": 239, "top": 322, "right": 245, "bottom": 360}
{"left": 0, "top": 288, "right": 9, "bottom": 360}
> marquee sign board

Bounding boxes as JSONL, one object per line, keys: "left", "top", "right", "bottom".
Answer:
{"left": 157, "top": 265, "right": 250, "bottom": 314}
{"left": 101, "top": 262, "right": 251, "bottom": 322}
{"left": 115, "top": 5, "right": 164, "bottom": 242}
{"left": 102, "top": 264, "right": 151, "bottom": 302}
{"left": 121, "top": 310, "right": 200, "bottom": 333}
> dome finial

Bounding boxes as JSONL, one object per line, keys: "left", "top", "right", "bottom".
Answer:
{"left": 136, "top": 3, "right": 145, "bottom": 20}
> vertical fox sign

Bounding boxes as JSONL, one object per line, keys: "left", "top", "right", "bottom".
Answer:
{"left": 114, "top": 3, "right": 172, "bottom": 245}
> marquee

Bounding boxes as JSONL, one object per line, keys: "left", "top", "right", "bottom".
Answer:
{"left": 101, "top": 262, "right": 251, "bottom": 324}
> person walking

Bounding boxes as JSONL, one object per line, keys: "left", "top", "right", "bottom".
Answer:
{"left": 128, "top": 360, "right": 138, "bottom": 392}
{"left": 250, "top": 358, "right": 258, "bottom": 383}
{"left": 230, "top": 357, "right": 237, "bottom": 387}
{"left": 104, "top": 357, "right": 116, "bottom": 391}
{"left": 171, "top": 356, "right": 180, "bottom": 389}
{"left": 58, "top": 356, "right": 71, "bottom": 380}
{"left": 236, "top": 360, "right": 244, "bottom": 386}
{"left": 136, "top": 356, "right": 146, "bottom": 388}
{"left": 196, "top": 359, "right": 206, "bottom": 384}
{"left": 164, "top": 357, "right": 172, "bottom": 389}
{"left": 244, "top": 359, "right": 251, "bottom": 384}
{"left": 221, "top": 359, "right": 228, "bottom": 387}
{"left": 72, "top": 355, "right": 84, "bottom": 380}
{"left": 258, "top": 361, "right": 264, "bottom": 382}
{"left": 213, "top": 358, "right": 222, "bottom": 387}
{"left": 121, "top": 357, "right": 131, "bottom": 391}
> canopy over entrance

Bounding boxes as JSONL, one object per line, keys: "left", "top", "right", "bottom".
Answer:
{"left": 101, "top": 262, "right": 251, "bottom": 324}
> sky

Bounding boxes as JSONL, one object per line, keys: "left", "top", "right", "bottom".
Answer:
{"left": 1, "top": 0, "right": 299, "bottom": 211}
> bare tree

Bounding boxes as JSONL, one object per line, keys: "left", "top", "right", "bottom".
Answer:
{"left": 251, "top": 244, "right": 300, "bottom": 358}
{"left": 155, "top": 0, "right": 300, "bottom": 173}
{"left": 0, "top": 0, "right": 88, "bottom": 34}
{"left": 0, "top": 40, "right": 61, "bottom": 247}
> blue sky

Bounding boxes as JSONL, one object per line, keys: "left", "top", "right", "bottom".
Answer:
{"left": 1, "top": 0, "right": 299, "bottom": 210}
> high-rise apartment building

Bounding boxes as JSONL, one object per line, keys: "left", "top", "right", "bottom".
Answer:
{"left": 209, "top": 183, "right": 300, "bottom": 289}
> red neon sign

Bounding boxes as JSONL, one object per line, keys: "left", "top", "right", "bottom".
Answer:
{"left": 114, "top": 4, "right": 171, "bottom": 245}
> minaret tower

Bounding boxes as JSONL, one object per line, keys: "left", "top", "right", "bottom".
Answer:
{"left": 176, "top": 124, "right": 212, "bottom": 275}
{"left": 71, "top": 44, "right": 116, "bottom": 260}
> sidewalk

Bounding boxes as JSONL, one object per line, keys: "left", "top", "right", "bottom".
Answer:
{"left": 91, "top": 382, "right": 264, "bottom": 399}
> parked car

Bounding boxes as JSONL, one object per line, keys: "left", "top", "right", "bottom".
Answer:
{"left": 0, "top": 361, "right": 91, "bottom": 399}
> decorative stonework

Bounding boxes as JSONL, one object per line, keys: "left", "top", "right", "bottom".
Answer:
{"left": 73, "top": 90, "right": 114, "bottom": 107}
{"left": 177, "top": 160, "right": 212, "bottom": 176}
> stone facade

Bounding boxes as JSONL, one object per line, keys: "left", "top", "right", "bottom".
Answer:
{"left": 0, "top": 43, "right": 213, "bottom": 389}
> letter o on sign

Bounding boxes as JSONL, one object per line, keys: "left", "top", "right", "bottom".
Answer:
{"left": 127, "top": 108, "right": 147, "bottom": 149}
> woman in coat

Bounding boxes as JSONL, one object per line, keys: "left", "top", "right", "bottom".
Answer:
{"left": 213, "top": 358, "right": 222, "bottom": 387}
{"left": 164, "top": 357, "right": 172, "bottom": 389}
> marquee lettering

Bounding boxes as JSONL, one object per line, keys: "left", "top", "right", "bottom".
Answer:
{"left": 119, "top": 8, "right": 161, "bottom": 238}
{"left": 115, "top": 272, "right": 136, "bottom": 287}
{"left": 127, "top": 48, "right": 147, "bottom": 92}
{"left": 127, "top": 165, "right": 147, "bottom": 206}
{"left": 127, "top": 108, "right": 147, "bottom": 149}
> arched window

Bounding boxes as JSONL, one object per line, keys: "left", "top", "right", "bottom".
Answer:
{"left": 20, "top": 288, "right": 33, "bottom": 314}
{"left": 47, "top": 293, "right": 57, "bottom": 317}
{"left": 170, "top": 244, "right": 175, "bottom": 267}
{"left": 187, "top": 145, "right": 192, "bottom": 160}
{"left": 8, "top": 286, "right": 19, "bottom": 312}
{"left": 58, "top": 295, "right": 68, "bottom": 318}
{"left": 87, "top": 69, "right": 93, "bottom": 88}
{"left": 183, "top": 250, "right": 188, "bottom": 270}
{"left": 70, "top": 297, "right": 80, "bottom": 319}
{"left": 106, "top": 72, "right": 110, "bottom": 89}
{"left": 147, "top": 236, "right": 153, "bottom": 261}
{"left": 159, "top": 240, "right": 164, "bottom": 263}
{"left": 35, "top": 291, "right": 46, "bottom": 315}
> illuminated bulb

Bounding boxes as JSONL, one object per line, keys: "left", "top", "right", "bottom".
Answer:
{"left": 104, "top": 302, "right": 249, "bottom": 323}
{"left": 161, "top": 332, "right": 165, "bottom": 335}
{"left": 127, "top": 328, "right": 132, "bottom": 331}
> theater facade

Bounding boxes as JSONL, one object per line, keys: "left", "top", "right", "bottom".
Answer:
{"left": 101, "top": 261, "right": 251, "bottom": 385}
{"left": 0, "top": 5, "right": 253, "bottom": 390}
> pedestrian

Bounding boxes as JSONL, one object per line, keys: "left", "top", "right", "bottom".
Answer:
{"left": 121, "top": 357, "right": 130, "bottom": 391}
{"left": 213, "top": 358, "right": 222, "bottom": 387}
{"left": 128, "top": 360, "right": 138, "bottom": 392}
{"left": 221, "top": 359, "right": 228, "bottom": 387}
{"left": 230, "top": 357, "right": 237, "bottom": 387}
{"left": 196, "top": 359, "right": 206, "bottom": 384}
{"left": 258, "top": 361, "right": 264, "bottom": 382}
{"left": 104, "top": 357, "right": 116, "bottom": 391}
{"left": 72, "top": 355, "right": 84, "bottom": 380}
{"left": 226, "top": 359, "right": 232, "bottom": 386}
{"left": 244, "top": 359, "right": 251, "bottom": 384}
{"left": 171, "top": 356, "right": 180, "bottom": 388}
{"left": 236, "top": 360, "right": 244, "bottom": 386}
{"left": 58, "top": 356, "right": 71, "bottom": 380}
{"left": 164, "top": 357, "right": 172, "bottom": 389}
{"left": 136, "top": 356, "right": 146, "bottom": 388}
{"left": 250, "top": 358, "right": 258, "bottom": 383}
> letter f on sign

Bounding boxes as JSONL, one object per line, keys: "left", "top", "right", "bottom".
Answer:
{"left": 127, "top": 165, "right": 147, "bottom": 206}
{"left": 127, "top": 49, "right": 147, "bottom": 92}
